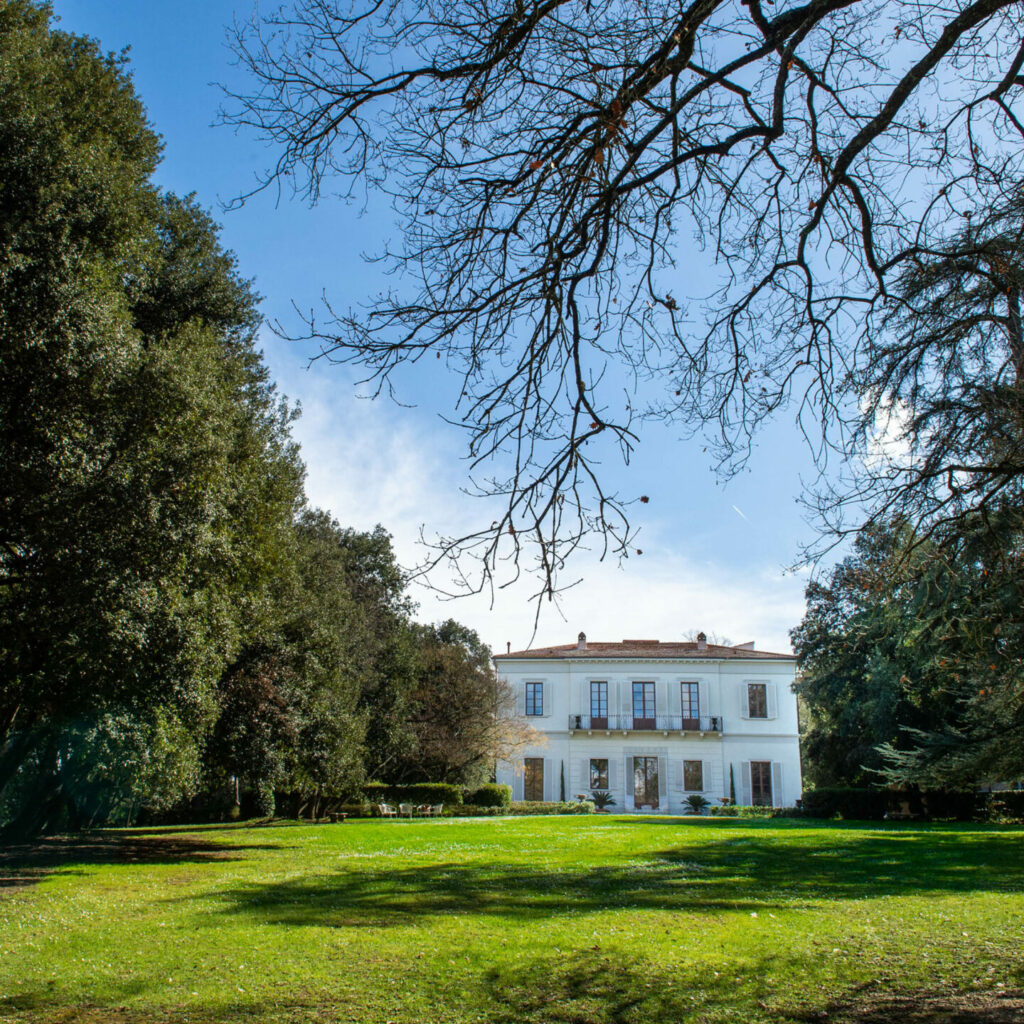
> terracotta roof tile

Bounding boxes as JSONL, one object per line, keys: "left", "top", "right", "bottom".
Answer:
{"left": 494, "top": 640, "right": 793, "bottom": 661}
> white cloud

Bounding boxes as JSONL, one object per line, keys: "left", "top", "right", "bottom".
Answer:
{"left": 275, "top": 354, "right": 805, "bottom": 657}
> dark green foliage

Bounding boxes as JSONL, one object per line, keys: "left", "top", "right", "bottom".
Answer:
{"left": 0, "top": 2, "right": 516, "bottom": 833}
{"left": 590, "top": 790, "right": 616, "bottom": 810}
{"left": 389, "top": 620, "right": 522, "bottom": 789}
{"left": 465, "top": 784, "right": 512, "bottom": 808}
{"left": 794, "top": 518, "right": 1024, "bottom": 790}
{"left": 988, "top": 791, "right": 1024, "bottom": 823}
{"left": 799, "top": 788, "right": 893, "bottom": 821}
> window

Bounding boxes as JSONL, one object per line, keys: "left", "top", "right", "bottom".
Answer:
{"left": 751, "top": 761, "right": 772, "bottom": 806}
{"left": 589, "top": 758, "right": 609, "bottom": 789}
{"left": 525, "top": 681, "right": 544, "bottom": 716}
{"left": 632, "top": 681, "right": 656, "bottom": 722}
{"left": 524, "top": 758, "right": 544, "bottom": 801}
{"left": 682, "top": 760, "right": 704, "bottom": 792}
{"left": 680, "top": 682, "right": 699, "bottom": 725}
{"left": 590, "top": 681, "right": 608, "bottom": 722}
{"left": 747, "top": 682, "right": 768, "bottom": 718}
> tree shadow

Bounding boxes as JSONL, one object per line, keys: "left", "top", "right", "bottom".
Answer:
{"left": 200, "top": 823, "right": 1024, "bottom": 928}
{"left": 486, "top": 954, "right": 1024, "bottom": 1024}
{"left": 792, "top": 988, "right": 1024, "bottom": 1023}
{"left": 0, "top": 832, "right": 289, "bottom": 891}
{"left": 484, "top": 948, "right": 761, "bottom": 1023}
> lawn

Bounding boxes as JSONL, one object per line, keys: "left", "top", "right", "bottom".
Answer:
{"left": 0, "top": 816, "right": 1022, "bottom": 1023}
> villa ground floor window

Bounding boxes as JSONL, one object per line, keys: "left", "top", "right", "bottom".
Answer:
{"left": 590, "top": 758, "right": 609, "bottom": 789}
{"left": 524, "top": 757, "right": 544, "bottom": 801}
{"left": 683, "top": 759, "right": 704, "bottom": 792}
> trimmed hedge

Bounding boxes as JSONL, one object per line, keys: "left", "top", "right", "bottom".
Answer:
{"left": 362, "top": 782, "right": 464, "bottom": 806}
{"left": 507, "top": 800, "right": 595, "bottom": 815}
{"left": 708, "top": 805, "right": 793, "bottom": 818}
{"left": 465, "top": 783, "right": 512, "bottom": 808}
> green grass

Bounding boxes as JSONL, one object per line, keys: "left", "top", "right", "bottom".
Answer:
{"left": 1, "top": 816, "right": 1022, "bottom": 1023}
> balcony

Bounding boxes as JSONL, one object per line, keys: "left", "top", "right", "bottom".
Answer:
{"left": 567, "top": 714, "right": 722, "bottom": 735}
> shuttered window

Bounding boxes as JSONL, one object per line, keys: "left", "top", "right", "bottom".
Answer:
{"left": 525, "top": 681, "right": 544, "bottom": 716}
{"left": 524, "top": 758, "right": 544, "bottom": 801}
{"left": 682, "top": 760, "right": 704, "bottom": 792}
{"left": 747, "top": 682, "right": 768, "bottom": 718}
{"left": 589, "top": 758, "right": 609, "bottom": 789}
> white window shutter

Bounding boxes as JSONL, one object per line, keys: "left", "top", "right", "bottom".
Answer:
{"left": 766, "top": 682, "right": 778, "bottom": 719}
{"left": 513, "top": 764, "right": 524, "bottom": 801}
{"left": 740, "top": 761, "right": 751, "bottom": 805}
{"left": 540, "top": 680, "right": 549, "bottom": 717}
{"left": 608, "top": 757, "right": 619, "bottom": 794}
{"left": 625, "top": 756, "right": 634, "bottom": 800}
{"left": 621, "top": 681, "right": 632, "bottom": 716}
{"left": 656, "top": 681, "right": 667, "bottom": 719}
{"left": 657, "top": 756, "right": 667, "bottom": 805}
{"left": 771, "top": 762, "right": 784, "bottom": 806}
{"left": 543, "top": 758, "right": 553, "bottom": 802}
{"left": 698, "top": 680, "right": 710, "bottom": 718}
{"left": 739, "top": 681, "right": 750, "bottom": 718}
{"left": 675, "top": 760, "right": 684, "bottom": 789}
{"left": 517, "top": 682, "right": 526, "bottom": 716}
{"left": 703, "top": 760, "right": 712, "bottom": 793}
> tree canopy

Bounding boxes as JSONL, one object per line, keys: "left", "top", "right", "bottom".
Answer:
{"left": 226, "top": 0, "right": 1024, "bottom": 593}
{"left": 0, "top": 2, "right": 517, "bottom": 834}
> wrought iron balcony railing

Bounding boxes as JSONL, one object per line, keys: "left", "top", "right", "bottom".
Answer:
{"left": 567, "top": 714, "right": 722, "bottom": 733}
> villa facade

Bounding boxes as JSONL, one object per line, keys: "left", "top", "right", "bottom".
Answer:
{"left": 494, "top": 633, "right": 802, "bottom": 811}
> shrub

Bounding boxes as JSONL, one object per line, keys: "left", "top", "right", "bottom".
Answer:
{"left": 465, "top": 784, "right": 512, "bottom": 808}
{"left": 508, "top": 800, "right": 595, "bottom": 816}
{"left": 443, "top": 805, "right": 508, "bottom": 817}
{"left": 708, "top": 804, "right": 738, "bottom": 817}
{"left": 684, "top": 794, "right": 711, "bottom": 814}
{"left": 590, "top": 790, "right": 616, "bottom": 810}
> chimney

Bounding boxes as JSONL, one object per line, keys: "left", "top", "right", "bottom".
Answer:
{"left": 506, "top": 641, "right": 511, "bottom": 655}
{"left": 696, "top": 631, "right": 707, "bottom": 652}
{"left": 577, "top": 631, "right": 587, "bottom": 651}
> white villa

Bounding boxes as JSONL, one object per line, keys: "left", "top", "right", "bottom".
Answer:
{"left": 494, "top": 632, "right": 802, "bottom": 811}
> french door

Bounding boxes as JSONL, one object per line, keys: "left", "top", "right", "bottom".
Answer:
{"left": 632, "top": 756, "right": 659, "bottom": 809}
{"left": 524, "top": 758, "right": 544, "bottom": 802}
{"left": 751, "top": 761, "right": 772, "bottom": 806}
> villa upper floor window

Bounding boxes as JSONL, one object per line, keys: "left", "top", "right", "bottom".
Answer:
{"left": 747, "top": 682, "right": 768, "bottom": 718}
{"left": 525, "top": 681, "right": 544, "bottom": 716}
{"left": 680, "top": 681, "right": 699, "bottom": 725}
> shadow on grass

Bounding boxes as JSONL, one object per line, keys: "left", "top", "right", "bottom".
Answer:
{"left": 200, "top": 823, "right": 1024, "bottom": 928}
{"left": 0, "top": 832, "right": 289, "bottom": 891}
{"left": 487, "top": 954, "right": 1024, "bottom": 1024}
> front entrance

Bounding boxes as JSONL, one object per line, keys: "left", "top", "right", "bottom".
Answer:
{"left": 633, "top": 756, "right": 659, "bottom": 809}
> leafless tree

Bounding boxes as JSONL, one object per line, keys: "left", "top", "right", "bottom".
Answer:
{"left": 224, "top": 0, "right": 1024, "bottom": 595}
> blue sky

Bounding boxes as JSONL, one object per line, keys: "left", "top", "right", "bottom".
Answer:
{"left": 50, "top": 0, "right": 826, "bottom": 654}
